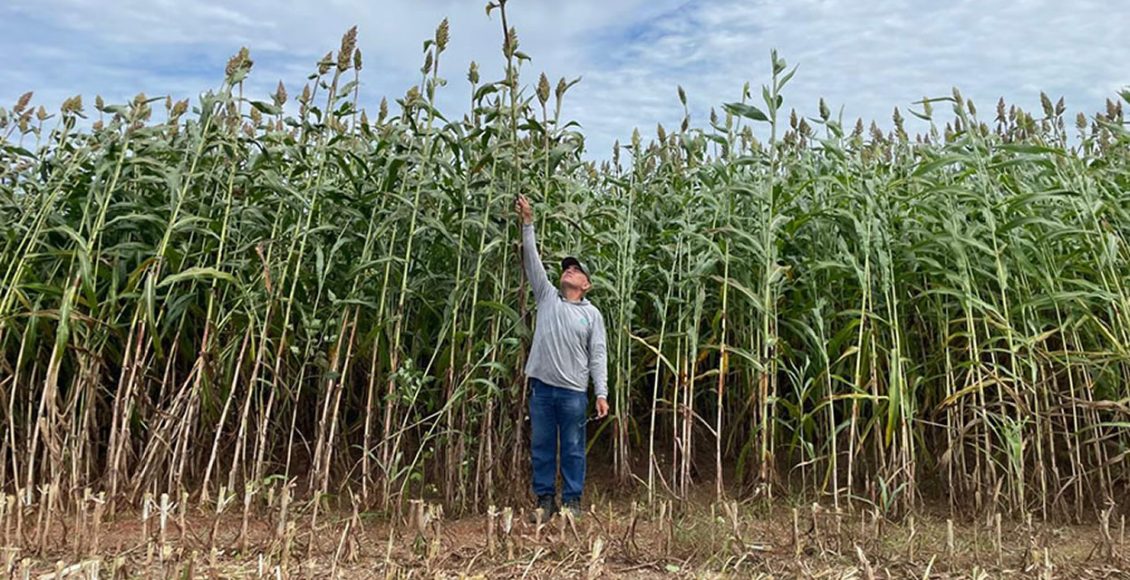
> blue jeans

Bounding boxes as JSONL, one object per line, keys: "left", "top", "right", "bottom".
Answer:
{"left": 529, "top": 377, "right": 588, "bottom": 502}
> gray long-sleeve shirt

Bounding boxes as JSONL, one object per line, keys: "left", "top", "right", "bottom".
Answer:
{"left": 521, "top": 224, "right": 608, "bottom": 400}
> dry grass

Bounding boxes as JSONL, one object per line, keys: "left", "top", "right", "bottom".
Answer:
{"left": 1, "top": 495, "right": 1126, "bottom": 579}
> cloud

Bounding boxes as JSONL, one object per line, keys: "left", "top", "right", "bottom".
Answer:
{"left": 566, "top": 0, "right": 1129, "bottom": 154}
{"left": 2, "top": 0, "right": 1127, "bottom": 158}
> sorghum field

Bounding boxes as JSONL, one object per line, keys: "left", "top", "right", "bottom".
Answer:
{"left": 2, "top": 3, "right": 1129, "bottom": 577}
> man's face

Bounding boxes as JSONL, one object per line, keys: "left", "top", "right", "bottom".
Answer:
{"left": 560, "top": 264, "right": 591, "bottom": 293}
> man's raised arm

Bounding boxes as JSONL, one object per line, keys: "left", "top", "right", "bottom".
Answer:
{"left": 516, "top": 194, "right": 555, "bottom": 303}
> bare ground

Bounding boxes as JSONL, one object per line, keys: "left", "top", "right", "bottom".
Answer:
{"left": 2, "top": 493, "right": 1127, "bottom": 579}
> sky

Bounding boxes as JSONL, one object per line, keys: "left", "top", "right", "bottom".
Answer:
{"left": 3, "top": 0, "right": 1127, "bottom": 158}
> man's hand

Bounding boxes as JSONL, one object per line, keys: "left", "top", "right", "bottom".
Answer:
{"left": 515, "top": 194, "right": 533, "bottom": 225}
{"left": 595, "top": 397, "right": 609, "bottom": 419}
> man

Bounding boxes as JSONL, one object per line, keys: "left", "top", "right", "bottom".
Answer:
{"left": 515, "top": 194, "right": 609, "bottom": 521}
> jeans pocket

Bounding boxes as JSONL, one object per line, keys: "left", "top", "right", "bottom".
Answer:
{"left": 529, "top": 378, "right": 546, "bottom": 399}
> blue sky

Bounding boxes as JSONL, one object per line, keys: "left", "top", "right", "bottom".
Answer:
{"left": 3, "top": 0, "right": 1127, "bottom": 158}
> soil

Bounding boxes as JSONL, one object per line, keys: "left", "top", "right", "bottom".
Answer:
{"left": 2, "top": 492, "right": 1127, "bottom": 579}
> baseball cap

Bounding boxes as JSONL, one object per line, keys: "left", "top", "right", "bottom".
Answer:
{"left": 561, "top": 256, "right": 590, "bottom": 279}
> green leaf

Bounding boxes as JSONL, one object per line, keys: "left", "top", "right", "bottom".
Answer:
{"left": 249, "top": 101, "right": 282, "bottom": 116}
{"left": 722, "top": 102, "right": 769, "bottom": 122}
{"left": 158, "top": 267, "right": 237, "bottom": 288}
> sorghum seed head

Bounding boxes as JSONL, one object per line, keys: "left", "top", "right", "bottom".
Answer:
{"left": 555, "top": 77, "right": 567, "bottom": 102}
{"left": 354, "top": 48, "right": 363, "bottom": 71}
{"left": 468, "top": 61, "right": 479, "bottom": 84}
{"left": 504, "top": 27, "right": 518, "bottom": 58}
{"left": 15, "top": 91, "right": 32, "bottom": 114}
{"left": 818, "top": 98, "right": 830, "bottom": 121}
{"left": 1040, "top": 92, "right": 1053, "bottom": 117}
{"left": 435, "top": 18, "right": 449, "bottom": 52}
{"left": 379, "top": 97, "right": 388, "bottom": 122}
{"left": 870, "top": 121, "right": 883, "bottom": 142}
{"left": 537, "top": 73, "right": 550, "bottom": 106}
{"left": 226, "top": 47, "right": 252, "bottom": 79}
{"left": 338, "top": 26, "right": 358, "bottom": 72}
{"left": 318, "top": 51, "right": 333, "bottom": 75}
{"left": 63, "top": 95, "right": 83, "bottom": 115}
{"left": 274, "top": 81, "right": 288, "bottom": 107}
{"left": 422, "top": 51, "right": 433, "bottom": 75}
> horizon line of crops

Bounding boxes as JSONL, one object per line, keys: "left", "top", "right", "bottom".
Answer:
{"left": 2, "top": 4, "right": 1129, "bottom": 524}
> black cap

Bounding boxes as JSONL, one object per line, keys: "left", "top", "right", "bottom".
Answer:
{"left": 561, "top": 256, "right": 590, "bottom": 278}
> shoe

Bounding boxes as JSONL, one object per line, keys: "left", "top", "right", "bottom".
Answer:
{"left": 561, "top": 498, "right": 583, "bottom": 519}
{"left": 528, "top": 494, "right": 557, "bottom": 523}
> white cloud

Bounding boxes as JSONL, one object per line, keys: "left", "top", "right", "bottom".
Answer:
{"left": 2, "top": 0, "right": 1127, "bottom": 157}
